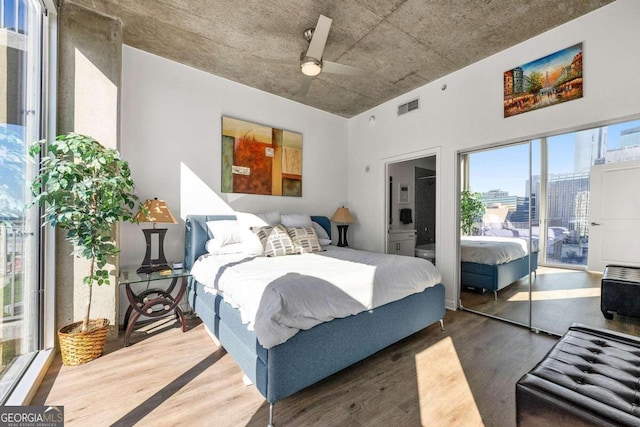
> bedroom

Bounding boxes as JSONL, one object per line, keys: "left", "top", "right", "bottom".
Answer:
{"left": 2, "top": 0, "right": 640, "bottom": 425}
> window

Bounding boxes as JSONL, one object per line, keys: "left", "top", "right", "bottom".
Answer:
{"left": 540, "top": 119, "right": 640, "bottom": 266}
{"left": 0, "top": 0, "right": 47, "bottom": 403}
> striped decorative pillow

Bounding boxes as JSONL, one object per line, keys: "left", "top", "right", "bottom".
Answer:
{"left": 286, "top": 226, "right": 322, "bottom": 254}
{"left": 252, "top": 225, "right": 296, "bottom": 257}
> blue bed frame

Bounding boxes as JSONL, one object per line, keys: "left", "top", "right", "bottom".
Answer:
{"left": 461, "top": 251, "right": 538, "bottom": 299}
{"left": 184, "top": 215, "right": 446, "bottom": 425}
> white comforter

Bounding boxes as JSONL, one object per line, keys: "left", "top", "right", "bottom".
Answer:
{"left": 191, "top": 246, "right": 441, "bottom": 348}
{"left": 461, "top": 236, "right": 537, "bottom": 265}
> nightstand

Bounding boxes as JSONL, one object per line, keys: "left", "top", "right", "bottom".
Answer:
{"left": 119, "top": 266, "right": 191, "bottom": 346}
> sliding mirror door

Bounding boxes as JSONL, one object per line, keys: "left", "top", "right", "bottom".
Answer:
{"left": 460, "top": 143, "right": 536, "bottom": 327}
{"left": 460, "top": 118, "right": 640, "bottom": 335}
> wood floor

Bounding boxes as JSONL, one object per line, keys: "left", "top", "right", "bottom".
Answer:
{"left": 32, "top": 310, "right": 557, "bottom": 426}
{"left": 461, "top": 266, "right": 640, "bottom": 336}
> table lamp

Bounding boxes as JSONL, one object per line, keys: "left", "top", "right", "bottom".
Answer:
{"left": 134, "top": 198, "right": 177, "bottom": 274}
{"left": 331, "top": 206, "right": 355, "bottom": 247}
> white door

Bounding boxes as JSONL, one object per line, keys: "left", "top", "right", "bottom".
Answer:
{"left": 587, "top": 160, "right": 640, "bottom": 272}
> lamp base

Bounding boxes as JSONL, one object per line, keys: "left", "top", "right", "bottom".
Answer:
{"left": 136, "top": 264, "right": 172, "bottom": 275}
{"left": 138, "top": 228, "right": 171, "bottom": 274}
{"left": 336, "top": 224, "right": 349, "bottom": 247}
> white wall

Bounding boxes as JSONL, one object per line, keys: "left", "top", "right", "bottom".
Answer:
{"left": 119, "top": 46, "right": 349, "bottom": 318}
{"left": 347, "top": 0, "right": 640, "bottom": 309}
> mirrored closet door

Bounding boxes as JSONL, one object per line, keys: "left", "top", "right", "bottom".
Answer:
{"left": 459, "top": 118, "right": 640, "bottom": 336}
{"left": 459, "top": 142, "right": 537, "bottom": 328}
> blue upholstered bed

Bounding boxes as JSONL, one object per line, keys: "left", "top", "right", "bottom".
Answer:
{"left": 184, "top": 215, "right": 445, "bottom": 425}
{"left": 461, "top": 252, "right": 538, "bottom": 298}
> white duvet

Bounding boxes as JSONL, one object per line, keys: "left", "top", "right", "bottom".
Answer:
{"left": 461, "top": 236, "right": 538, "bottom": 265}
{"left": 191, "top": 246, "right": 441, "bottom": 348}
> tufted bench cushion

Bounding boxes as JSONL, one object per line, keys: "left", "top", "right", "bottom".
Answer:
{"left": 516, "top": 323, "right": 640, "bottom": 426}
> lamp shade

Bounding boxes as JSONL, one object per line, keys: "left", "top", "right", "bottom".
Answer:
{"left": 331, "top": 207, "right": 355, "bottom": 224}
{"left": 134, "top": 198, "right": 178, "bottom": 224}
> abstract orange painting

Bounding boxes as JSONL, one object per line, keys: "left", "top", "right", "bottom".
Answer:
{"left": 221, "top": 117, "right": 302, "bottom": 196}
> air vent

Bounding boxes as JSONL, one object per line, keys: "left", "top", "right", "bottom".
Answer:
{"left": 397, "top": 98, "right": 419, "bottom": 116}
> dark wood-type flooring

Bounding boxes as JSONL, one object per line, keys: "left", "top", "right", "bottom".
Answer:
{"left": 32, "top": 310, "right": 558, "bottom": 426}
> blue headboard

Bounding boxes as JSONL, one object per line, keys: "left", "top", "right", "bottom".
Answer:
{"left": 184, "top": 215, "right": 331, "bottom": 271}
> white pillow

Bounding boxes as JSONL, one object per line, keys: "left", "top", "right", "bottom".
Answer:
{"left": 236, "top": 211, "right": 269, "bottom": 228}
{"left": 312, "top": 221, "right": 330, "bottom": 240}
{"left": 206, "top": 220, "right": 241, "bottom": 248}
{"left": 311, "top": 221, "right": 331, "bottom": 246}
{"left": 318, "top": 238, "right": 332, "bottom": 246}
{"left": 257, "top": 210, "right": 281, "bottom": 226}
{"left": 281, "top": 214, "right": 313, "bottom": 227}
{"left": 205, "top": 240, "right": 247, "bottom": 255}
{"left": 235, "top": 212, "right": 268, "bottom": 255}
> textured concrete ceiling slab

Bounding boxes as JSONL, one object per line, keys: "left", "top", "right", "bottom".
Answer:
{"left": 69, "top": 0, "right": 615, "bottom": 117}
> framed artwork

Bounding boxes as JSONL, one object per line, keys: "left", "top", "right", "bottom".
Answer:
{"left": 221, "top": 116, "right": 302, "bottom": 197}
{"left": 504, "top": 43, "right": 583, "bottom": 118}
{"left": 398, "top": 183, "right": 410, "bottom": 204}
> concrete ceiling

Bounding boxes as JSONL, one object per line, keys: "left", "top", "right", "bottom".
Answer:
{"left": 69, "top": 0, "right": 614, "bottom": 118}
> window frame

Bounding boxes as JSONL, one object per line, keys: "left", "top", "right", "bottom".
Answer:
{"left": 1, "top": 0, "right": 57, "bottom": 405}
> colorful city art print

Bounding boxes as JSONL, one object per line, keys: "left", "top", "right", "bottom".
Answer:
{"left": 504, "top": 43, "right": 583, "bottom": 118}
{"left": 221, "top": 116, "right": 302, "bottom": 197}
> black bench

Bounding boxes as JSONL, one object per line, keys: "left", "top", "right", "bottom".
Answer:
{"left": 516, "top": 324, "right": 640, "bottom": 426}
{"left": 601, "top": 265, "right": 640, "bottom": 320}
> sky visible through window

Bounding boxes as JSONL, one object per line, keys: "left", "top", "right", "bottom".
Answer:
{"left": 468, "top": 120, "right": 640, "bottom": 196}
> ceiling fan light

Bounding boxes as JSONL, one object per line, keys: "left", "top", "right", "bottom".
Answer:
{"left": 301, "top": 58, "right": 322, "bottom": 76}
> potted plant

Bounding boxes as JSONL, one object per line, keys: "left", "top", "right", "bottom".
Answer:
{"left": 460, "top": 190, "right": 485, "bottom": 236}
{"left": 29, "top": 133, "right": 142, "bottom": 365}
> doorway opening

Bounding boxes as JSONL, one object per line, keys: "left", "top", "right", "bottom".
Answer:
{"left": 385, "top": 151, "right": 438, "bottom": 265}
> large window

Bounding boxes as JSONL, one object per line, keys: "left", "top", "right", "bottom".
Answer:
{"left": 539, "top": 120, "right": 640, "bottom": 266}
{"left": 0, "top": 0, "right": 46, "bottom": 402}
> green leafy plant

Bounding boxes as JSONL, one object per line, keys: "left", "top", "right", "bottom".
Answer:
{"left": 460, "top": 190, "right": 485, "bottom": 236}
{"left": 29, "top": 133, "right": 142, "bottom": 332}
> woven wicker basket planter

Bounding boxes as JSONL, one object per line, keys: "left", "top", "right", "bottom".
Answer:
{"left": 58, "top": 318, "right": 110, "bottom": 366}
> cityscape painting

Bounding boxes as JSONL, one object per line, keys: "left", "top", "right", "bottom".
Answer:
{"left": 504, "top": 43, "right": 583, "bottom": 118}
{"left": 221, "top": 116, "right": 303, "bottom": 197}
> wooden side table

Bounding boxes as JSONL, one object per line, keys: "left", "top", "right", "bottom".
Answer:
{"left": 119, "top": 266, "right": 191, "bottom": 346}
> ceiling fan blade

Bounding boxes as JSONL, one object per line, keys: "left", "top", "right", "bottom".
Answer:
{"left": 245, "top": 56, "right": 297, "bottom": 66}
{"left": 322, "top": 61, "right": 369, "bottom": 77}
{"left": 297, "top": 76, "right": 314, "bottom": 98}
{"left": 306, "top": 15, "right": 332, "bottom": 60}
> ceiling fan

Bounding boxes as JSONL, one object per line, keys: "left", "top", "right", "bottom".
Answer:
{"left": 259, "top": 15, "right": 369, "bottom": 97}
{"left": 297, "top": 15, "right": 369, "bottom": 96}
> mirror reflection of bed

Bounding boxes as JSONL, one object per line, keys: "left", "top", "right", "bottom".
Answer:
{"left": 459, "top": 136, "right": 640, "bottom": 338}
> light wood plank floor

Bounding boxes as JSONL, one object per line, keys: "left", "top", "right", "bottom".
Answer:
{"left": 32, "top": 310, "right": 557, "bottom": 426}
{"left": 461, "top": 266, "right": 640, "bottom": 336}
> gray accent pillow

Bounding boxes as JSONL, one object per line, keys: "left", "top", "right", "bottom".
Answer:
{"left": 252, "top": 225, "right": 296, "bottom": 257}
{"left": 287, "top": 226, "right": 322, "bottom": 254}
